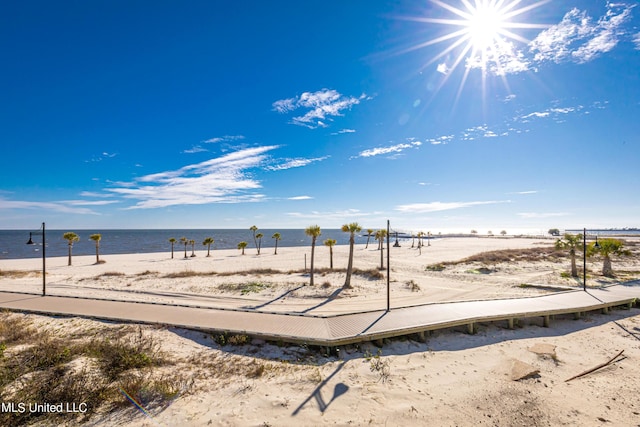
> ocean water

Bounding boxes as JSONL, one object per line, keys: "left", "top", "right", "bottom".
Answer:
{"left": 0, "top": 229, "right": 373, "bottom": 260}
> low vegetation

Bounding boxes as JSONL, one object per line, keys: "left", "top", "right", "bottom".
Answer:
{"left": 0, "top": 313, "right": 189, "bottom": 426}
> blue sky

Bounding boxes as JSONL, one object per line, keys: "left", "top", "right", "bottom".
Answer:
{"left": 1, "top": 0, "right": 639, "bottom": 233}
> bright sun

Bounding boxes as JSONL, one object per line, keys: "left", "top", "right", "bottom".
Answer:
{"left": 466, "top": 2, "right": 506, "bottom": 50}
{"left": 399, "top": 0, "right": 549, "bottom": 104}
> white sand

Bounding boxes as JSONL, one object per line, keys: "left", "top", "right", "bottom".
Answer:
{"left": 1, "top": 237, "right": 577, "bottom": 314}
{"left": 2, "top": 236, "right": 639, "bottom": 426}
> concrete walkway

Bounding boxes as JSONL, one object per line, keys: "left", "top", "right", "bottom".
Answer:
{"left": 0, "top": 283, "right": 638, "bottom": 347}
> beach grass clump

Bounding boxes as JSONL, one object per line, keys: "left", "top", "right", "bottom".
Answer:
{"left": 448, "top": 247, "right": 566, "bottom": 266}
{"left": 426, "top": 263, "right": 446, "bottom": 272}
{"left": 218, "top": 281, "right": 271, "bottom": 294}
{"left": 114, "top": 371, "right": 193, "bottom": 409}
{"left": 353, "top": 268, "right": 384, "bottom": 280}
{"left": 85, "top": 327, "right": 168, "bottom": 381}
{"left": 0, "top": 269, "right": 39, "bottom": 278}
{"left": 163, "top": 270, "right": 217, "bottom": 278}
{"left": 0, "top": 312, "right": 39, "bottom": 345}
{"left": 407, "top": 280, "right": 421, "bottom": 292}
{"left": 98, "top": 271, "right": 126, "bottom": 277}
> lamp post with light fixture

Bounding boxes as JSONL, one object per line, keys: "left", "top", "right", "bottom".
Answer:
{"left": 26, "top": 222, "right": 46, "bottom": 296}
{"left": 583, "top": 227, "right": 600, "bottom": 291}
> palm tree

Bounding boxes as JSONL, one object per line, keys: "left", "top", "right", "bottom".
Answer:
{"left": 169, "top": 238, "right": 177, "bottom": 259}
{"left": 63, "top": 232, "right": 80, "bottom": 266}
{"left": 272, "top": 232, "right": 281, "bottom": 255}
{"left": 324, "top": 239, "right": 336, "bottom": 269}
{"left": 427, "top": 231, "right": 431, "bottom": 246}
{"left": 342, "top": 222, "right": 362, "bottom": 289}
{"left": 589, "top": 238, "right": 630, "bottom": 277}
{"left": 250, "top": 225, "right": 259, "bottom": 253}
{"left": 255, "top": 233, "right": 264, "bottom": 255}
{"left": 237, "top": 241, "right": 248, "bottom": 255}
{"left": 89, "top": 233, "right": 102, "bottom": 264}
{"left": 203, "top": 237, "right": 214, "bottom": 257}
{"left": 411, "top": 233, "right": 415, "bottom": 248}
{"left": 376, "top": 229, "right": 388, "bottom": 269}
{"left": 555, "top": 233, "right": 582, "bottom": 278}
{"left": 305, "top": 225, "right": 321, "bottom": 286}
{"left": 190, "top": 239, "right": 196, "bottom": 257}
{"left": 180, "top": 237, "right": 188, "bottom": 258}
{"left": 365, "top": 229, "right": 374, "bottom": 249}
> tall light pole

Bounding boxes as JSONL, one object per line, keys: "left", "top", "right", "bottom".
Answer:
{"left": 583, "top": 227, "right": 600, "bottom": 291}
{"left": 26, "top": 222, "right": 46, "bottom": 296}
{"left": 386, "top": 220, "right": 391, "bottom": 312}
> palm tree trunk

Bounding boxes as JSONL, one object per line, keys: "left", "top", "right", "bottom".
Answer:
{"left": 603, "top": 255, "right": 613, "bottom": 277}
{"left": 171, "top": 244, "right": 174, "bottom": 259}
{"left": 309, "top": 238, "right": 316, "bottom": 286}
{"left": 380, "top": 244, "right": 384, "bottom": 269}
{"left": 344, "top": 237, "right": 355, "bottom": 288}
{"left": 570, "top": 251, "right": 578, "bottom": 277}
{"left": 68, "top": 244, "right": 72, "bottom": 266}
{"left": 329, "top": 247, "right": 333, "bottom": 269}
{"left": 95, "top": 243, "right": 100, "bottom": 264}
{"left": 207, "top": 246, "right": 211, "bottom": 257}
{"left": 274, "top": 241, "right": 278, "bottom": 255}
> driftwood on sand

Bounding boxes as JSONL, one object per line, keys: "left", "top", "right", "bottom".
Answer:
{"left": 564, "top": 350, "right": 625, "bottom": 382}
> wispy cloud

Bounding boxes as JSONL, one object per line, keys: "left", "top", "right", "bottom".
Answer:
{"left": 85, "top": 152, "right": 117, "bottom": 163}
{"left": 203, "top": 135, "right": 245, "bottom": 144}
{"left": 517, "top": 212, "right": 570, "bottom": 219}
{"left": 460, "top": 125, "right": 499, "bottom": 141}
{"left": 427, "top": 135, "right": 453, "bottom": 145}
{"left": 265, "top": 156, "right": 330, "bottom": 171}
{"left": 182, "top": 145, "right": 208, "bottom": 154}
{"left": 395, "top": 200, "right": 510, "bottom": 213}
{"left": 515, "top": 105, "right": 584, "bottom": 123}
{"left": 634, "top": 32, "right": 640, "bottom": 49}
{"left": 288, "top": 195, "right": 313, "bottom": 200}
{"left": 273, "top": 89, "right": 367, "bottom": 129}
{"left": 286, "top": 208, "right": 377, "bottom": 220}
{"left": 331, "top": 128, "right": 356, "bottom": 135}
{"left": 530, "top": 4, "right": 634, "bottom": 64}
{"left": 509, "top": 190, "right": 539, "bottom": 195}
{"left": 354, "top": 139, "right": 422, "bottom": 158}
{"left": 106, "top": 146, "right": 279, "bottom": 209}
{"left": 0, "top": 198, "right": 103, "bottom": 215}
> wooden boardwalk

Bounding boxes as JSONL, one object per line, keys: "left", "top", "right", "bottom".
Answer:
{"left": 0, "top": 283, "right": 638, "bottom": 347}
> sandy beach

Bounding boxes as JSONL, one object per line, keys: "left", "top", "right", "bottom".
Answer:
{"left": 1, "top": 236, "right": 639, "bottom": 426}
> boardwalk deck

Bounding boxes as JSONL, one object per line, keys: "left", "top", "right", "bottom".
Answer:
{"left": 0, "top": 283, "right": 638, "bottom": 347}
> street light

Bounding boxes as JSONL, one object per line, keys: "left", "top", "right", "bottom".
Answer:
{"left": 582, "top": 227, "right": 601, "bottom": 291}
{"left": 26, "top": 222, "right": 46, "bottom": 296}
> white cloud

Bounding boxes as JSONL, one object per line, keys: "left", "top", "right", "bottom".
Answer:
{"left": 85, "top": 151, "right": 118, "bottom": 163}
{"left": 516, "top": 105, "right": 583, "bottom": 123}
{"left": 331, "top": 129, "right": 356, "bottom": 135}
{"left": 427, "top": 135, "right": 453, "bottom": 145}
{"left": 517, "top": 212, "right": 569, "bottom": 219}
{"left": 182, "top": 145, "right": 208, "bottom": 154}
{"left": 530, "top": 4, "right": 633, "bottom": 64}
{"left": 0, "top": 198, "right": 101, "bottom": 215}
{"left": 288, "top": 196, "right": 313, "bottom": 200}
{"left": 510, "top": 190, "right": 539, "bottom": 195}
{"left": 203, "top": 135, "right": 245, "bottom": 143}
{"left": 355, "top": 140, "right": 422, "bottom": 158}
{"left": 265, "top": 156, "right": 330, "bottom": 171}
{"left": 286, "top": 208, "right": 375, "bottom": 220}
{"left": 634, "top": 32, "right": 640, "bottom": 49}
{"left": 273, "top": 89, "right": 367, "bottom": 129}
{"left": 504, "top": 94, "right": 517, "bottom": 102}
{"left": 436, "top": 63, "right": 448, "bottom": 74}
{"left": 395, "top": 200, "right": 510, "bottom": 213}
{"left": 106, "top": 146, "right": 279, "bottom": 209}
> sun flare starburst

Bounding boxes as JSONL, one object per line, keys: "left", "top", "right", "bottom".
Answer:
{"left": 402, "top": 0, "right": 549, "bottom": 104}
